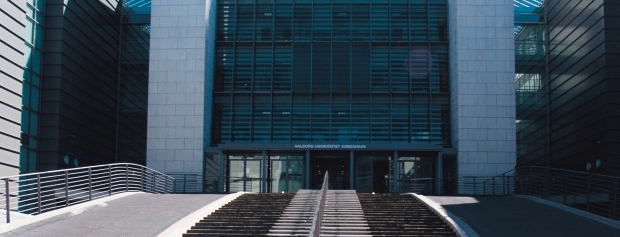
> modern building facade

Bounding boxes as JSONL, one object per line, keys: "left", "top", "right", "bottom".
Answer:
{"left": 147, "top": 0, "right": 516, "bottom": 194}
{"left": 2, "top": 0, "right": 521, "bottom": 194}
{"left": 515, "top": 0, "right": 620, "bottom": 176}
{"left": 0, "top": 0, "right": 150, "bottom": 176}
{"left": 4, "top": 0, "right": 620, "bottom": 193}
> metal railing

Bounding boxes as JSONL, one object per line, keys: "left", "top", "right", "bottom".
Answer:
{"left": 515, "top": 166, "right": 620, "bottom": 220}
{"left": 409, "top": 166, "right": 620, "bottom": 220}
{"left": 403, "top": 175, "right": 516, "bottom": 196}
{"left": 167, "top": 174, "right": 219, "bottom": 193}
{"left": 309, "top": 171, "right": 328, "bottom": 237}
{"left": 1, "top": 163, "right": 174, "bottom": 223}
{"left": 481, "top": 170, "right": 517, "bottom": 196}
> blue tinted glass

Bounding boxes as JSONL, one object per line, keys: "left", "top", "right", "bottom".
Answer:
{"left": 34, "top": 24, "right": 43, "bottom": 48}
{"left": 23, "top": 44, "right": 32, "bottom": 68}
{"left": 28, "top": 148, "right": 37, "bottom": 171}
{"left": 21, "top": 108, "right": 30, "bottom": 133}
{"left": 36, "top": 0, "right": 44, "bottom": 10}
{"left": 124, "top": 0, "right": 151, "bottom": 14}
{"left": 31, "top": 74, "right": 40, "bottom": 86}
{"left": 19, "top": 147, "right": 28, "bottom": 173}
{"left": 29, "top": 111, "right": 38, "bottom": 136}
{"left": 24, "top": 19, "right": 34, "bottom": 44}
{"left": 23, "top": 70, "right": 31, "bottom": 82}
{"left": 26, "top": 4, "right": 35, "bottom": 18}
{"left": 31, "top": 88, "right": 40, "bottom": 111}
{"left": 22, "top": 83, "right": 31, "bottom": 108}
{"left": 32, "top": 49, "right": 41, "bottom": 73}
{"left": 35, "top": 10, "right": 43, "bottom": 23}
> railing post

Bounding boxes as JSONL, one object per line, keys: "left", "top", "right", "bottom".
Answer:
{"left": 528, "top": 167, "right": 533, "bottom": 195}
{"left": 473, "top": 177, "right": 477, "bottom": 195}
{"left": 586, "top": 174, "right": 591, "bottom": 212}
{"left": 5, "top": 178, "right": 10, "bottom": 223}
{"left": 544, "top": 168, "right": 549, "bottom": 199}
{"left": 37, "top": 174, "right": 41, "bottom": 214}
{"left": 108, "top": 166, "right": 112, "bottom": 196}
{"left": 125, "top": 164, "right": 129, "bottom": 192}
{"left": 174, "top": 177, "right": 177, "bottom": 193}
{"left": 141, "top": 167, "right": 145, "bottom": 192}
{"left": 65, "top": 171, "right": 69, "bottom": 206}
{"left": 165, "top": 176, "right": 169, "bottom": 193}
{"left": 152, "top": 172, "right": 156, "bottom": 193}
{"left": 184, "top": 174, "right": 187, "bottom": 193}
{"left": 613, "top": 179, "right": 618, "bottom": 220}
{"left": 502, "top": 174, "right": 506, "bottom": 195}
{"left": 563, "top": 171, "right": 568, "bottom": 205}
{"left": 88, "top": 168, "right": 92, "bottom": 201}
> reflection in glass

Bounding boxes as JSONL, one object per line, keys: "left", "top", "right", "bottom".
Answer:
{"left": 270, "top": 155, "right": 303, "bottom": 193}
{"left": 228, "top": 155, "right": 263, "bottom": 192}
{"left": 213, "top": 0, "right": 451, "bottom": 145}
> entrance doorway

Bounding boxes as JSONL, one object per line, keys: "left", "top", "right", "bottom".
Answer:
{"left": 227, "top": 155, "right": 262, "bottom": 193}
{"left": 311, "top": 152, "right": 349, "bottom": 189}
{"left": 372, "top": 160, "right": 390, "bottom": 193}
{"left": 355, "top": 153, "right": 392, "bottom": 193}
{"left": 269, "top": 154, "right": 303, "bottom": 193}
{"left": 399, "top": 156, "right": 434, "bottom": 193}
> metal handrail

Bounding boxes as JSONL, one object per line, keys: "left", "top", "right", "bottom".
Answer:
{"left": 514, "top": 166, "right": 620, "bottom": 220}
{"left": 0, "top": 163, "right": 175, "bottom": 223}
{"left": 482, "top": 169, "right": 517, "bottom": 196}
{"left": 309, "top": 171, "right": 328, "bottom": 237}
{"left": 408, "top": 166, "right": 620, "bottom": 220}
{"left": 404, "top": 176, "right": 513, "bottom": 195}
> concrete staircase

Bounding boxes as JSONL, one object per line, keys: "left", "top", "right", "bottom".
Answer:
{"left": 182, "top": 191, "right": 458, "bottom": 236}
{"left": 321, "top": 190, "right": 371, "bottom": 236}
{"left": 183, "top": 193, "right": 294, "bottom": 236}
{"left": 269, "top": 189, "right": 371, "bottom": 237}
{"left": 268, "top": 190, "right": 318, "bottom": 236}
{"left": 357, "top": 193, "right": 458, "bottom": 237}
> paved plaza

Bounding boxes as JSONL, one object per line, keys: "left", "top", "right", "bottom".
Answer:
{"left": 0, "top": 193, "right": 225, "bottom": 237}
{"left": 427, "top": 196, "right": 620, "bottom": 237}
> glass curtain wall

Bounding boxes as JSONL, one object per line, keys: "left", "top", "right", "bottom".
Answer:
{"left": 20, "top": 0, "right": 45, "bottom": 173}
{"left": 514, "top": 1, "right": 548, "bottom": 166}
{"left": 118, "top": 0, "right": 151, "bottom": 164}
{"left": 212, "top": 0, "right": 450, "bottom": 145}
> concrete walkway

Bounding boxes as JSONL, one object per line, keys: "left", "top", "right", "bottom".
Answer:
{"left": 426, "top": 196, "right": 620, "bottom": 237}
{"left": 0, "top": 193, "right": 226, "bottom": 237}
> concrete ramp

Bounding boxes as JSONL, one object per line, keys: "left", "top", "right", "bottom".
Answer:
{"left": 0, "top": 193, "right": 226, "bottom": 237}
{"left": 425, "top": 195, "right": 620, "bottom": 237}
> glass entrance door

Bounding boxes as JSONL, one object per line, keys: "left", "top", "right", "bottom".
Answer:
{"left": 229, "top": 160, "right": 245, "bottom": 192}
{"left": 312, "top": 157, "right": 349, "bottom": 189}
{"left": 246, "top": 160, "right": 262, "bottom": 192}
{"left": 270, "top": 155, "right": 303, "bottom": 193}
{"left": 354, "top": 153, "right": 392, "bottom": 193}
{"left": 227, "top": 155, "right": 262, "bottom": 192}
{"left": 355, "top": 157, "right": 373, "bottom": 193}
{"left": 399, "top": 156, "right": 433, "bottom": 193}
